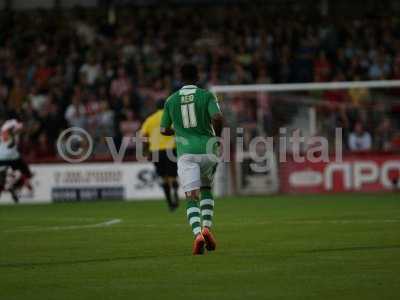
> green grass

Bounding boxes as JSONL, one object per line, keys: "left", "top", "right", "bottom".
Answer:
{"left": 0, "top": 193, "right": 399, "bottom": 300}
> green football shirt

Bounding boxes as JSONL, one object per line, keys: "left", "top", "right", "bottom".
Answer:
{"left": 160, "top": 85, "right": 221, "bottom": 157}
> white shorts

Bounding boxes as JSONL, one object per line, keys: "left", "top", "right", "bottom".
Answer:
{"left": 0, "top": 144, "right": 20, "bottom": 161}
{"left": 177, "top": 154, "right": 218, "bottom": 192}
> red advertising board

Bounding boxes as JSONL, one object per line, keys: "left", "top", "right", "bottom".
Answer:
{"left": 279, "top": 153, "right": 400, "bottom": 193}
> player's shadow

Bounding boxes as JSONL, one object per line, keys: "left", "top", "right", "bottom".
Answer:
{"left": 303, "top": 244, "right": 400, "bottom": 253}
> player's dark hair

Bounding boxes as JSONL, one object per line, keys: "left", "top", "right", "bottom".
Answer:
{"left": 180, "top": 63, "right": 198, "bottom": 83}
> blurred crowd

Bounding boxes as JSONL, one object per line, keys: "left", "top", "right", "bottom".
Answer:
{"left": 1, "top": 6, "right": 400, "bottom": 160}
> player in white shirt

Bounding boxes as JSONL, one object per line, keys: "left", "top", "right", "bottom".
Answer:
{"left": 0, "top": 119, "right": 33, "bottom": 203}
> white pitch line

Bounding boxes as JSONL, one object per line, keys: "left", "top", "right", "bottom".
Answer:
{"left": 3, "top": 219, "right": 123, "bottom": 233}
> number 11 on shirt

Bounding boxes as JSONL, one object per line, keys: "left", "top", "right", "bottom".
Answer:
{"left": 181, "top": 103, "right": 197, "bottom": 128}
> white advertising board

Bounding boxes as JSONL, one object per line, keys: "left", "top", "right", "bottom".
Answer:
{"left": 0, "top": 162, "right": 170, "bottom": 204}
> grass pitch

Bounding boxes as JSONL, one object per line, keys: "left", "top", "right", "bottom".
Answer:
{"left": 0, "top": 193, "right": 399, "bottom": 300}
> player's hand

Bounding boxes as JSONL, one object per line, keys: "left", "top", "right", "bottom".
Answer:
{"left": 146, "top": 152, "right": 152, "bottom": 161}
{"left": 215, "top": 139, "right": 224, "bottom": 157}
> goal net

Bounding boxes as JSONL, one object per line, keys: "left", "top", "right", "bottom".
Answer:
{"left": 211, "top": 80, "right": 400, "bottom": 196}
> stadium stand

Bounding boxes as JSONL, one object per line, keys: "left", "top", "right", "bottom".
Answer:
{"left": 1, "top": 3, "right": 400, "bottom": 160}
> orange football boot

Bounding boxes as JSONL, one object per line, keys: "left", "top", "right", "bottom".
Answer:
{"left": 192, "top": 234, "right": 205, "bottom": 255}
{"left": 202, "top": 227, "right": 216, "bottom": 251}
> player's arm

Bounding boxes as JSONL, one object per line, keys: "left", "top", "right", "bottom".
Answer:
{"left": 160, "top": 101, "right": 175, "bottom": 136}
{"left": 2, "top": 121, "right": 23, "bottom": 148}
{"left": 211, "top": 113, "right": 224, "bottom": 138}
{"left": 13, "top": 122, "right": 23, "bottom": 134}
{"left": 208, "top": 92, "right": 225, "bottom": 137}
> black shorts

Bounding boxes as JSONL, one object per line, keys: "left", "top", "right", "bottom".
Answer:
{"left": 153, "top": 149, "right": 178, "bottom": 177}
{"left": 0, "top": 168, "right": 7, "bottom": 188}
{"left": 0, "top": 158, "right": 32, "bottom": 178}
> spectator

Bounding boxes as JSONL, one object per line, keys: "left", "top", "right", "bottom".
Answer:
{"left": 28, "top": 86, "right": 48, "bottom": 112}
{"left": 119, "top": 110, "right": 141, "bottom": 152}
{"left": 97, "top": 100, "right": 114, "bottom": 138}
{"left": 8, "top": 78, "right": 26, "bottom": 113}
{"left": 34, "top": 59, "right": 53, "bottom": 90}
{"left": 79, "top": 56, "right": 102, "bottom": 86}
{"left": 375, "top": 118, "right": 395, "bottom": 151}
{"left": 348, "top": 122, "right": 372, "bottom": 151}
{"left": 93, "top": 101, "right": 115, "bottom": 155}
{"left": 314, "top": 51, "right": 331, "bottom": 82}
{"left": 65, "top": 95, "right": 86, "bottom": 128}
{"left": 348, "top": 76, "right": 370, "bottom": 107}
{"left": 110, "top": 67, "right": 132, "bottom": 99}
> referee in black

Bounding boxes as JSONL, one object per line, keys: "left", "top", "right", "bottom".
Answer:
{"left": 140, "top": 100, "right": 179, "bottom": 210}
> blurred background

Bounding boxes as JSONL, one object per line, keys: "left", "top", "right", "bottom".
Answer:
{"left": 1, "top": 0, "right": 400, "bottom": 200}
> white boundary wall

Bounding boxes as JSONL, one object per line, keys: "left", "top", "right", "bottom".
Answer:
{"left": 0, "top": 162, "right": 225, "bottom": 204}
{"left": 0, "top": 162, "right": 173, "bottom": 204}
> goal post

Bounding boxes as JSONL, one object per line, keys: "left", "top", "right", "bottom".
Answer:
{"left": 211, "top": 80, "right": 400, "bottom": 196}
{"left": 210, "top": 80, "right": 400, "bottom": 93}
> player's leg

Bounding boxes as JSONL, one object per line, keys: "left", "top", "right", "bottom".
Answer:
{"left": 10, "top": 158, "right": 33, "bottom": 191}
{"left": 161, "top": 177, "right": 175, "bottom": 210}
{"left": 178, "top": 155, "right": 205, "bottom": 255}
{"left": 200, "top": 187, "right": 214, "bottom": 229}
{"left": 0, "top": 167, "right": 7, "bottom": 200}
{"left": 186, "top": 189, "right": 205, "bottom": 255}
{"left": 200, "top": 187, "right": 216, "bottom": 250}
{"left": 154, "top": 151, "right": 175, "bottom": 211}
{"left": 168, "top": 149, "right": 180, "bottom": 207}
{"left": 164, "top": 176, "right": 179, "bottom": 208}
{"left": 8, "top": 178, "right": 20, "bottom": 204}
{"left": 199, "top": 155, "right": 218, "bottom": 251}
{"left": 162, "top": 148, "right": 179, "bottom": 208}
{"left": 171, "top": 177, "right": 179, "bottom": 206}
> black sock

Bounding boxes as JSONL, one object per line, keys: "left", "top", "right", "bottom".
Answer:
{"left": 172, "top": 180, "right": 179, "bottom": 205}
{"left": 161, "top": 182, "right": 174, "bottom": 209}
{"left": 12, "top": 178, "right": 24, "bottom": 190}
{"left": 10, "top": 189, "right": 19, "bottom": 203}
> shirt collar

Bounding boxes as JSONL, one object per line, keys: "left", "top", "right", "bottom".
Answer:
{"left": 181, "top": 85, "right": 197, "bottom": 89}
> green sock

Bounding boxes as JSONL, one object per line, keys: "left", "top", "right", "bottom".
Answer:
{"left": 200, "top": 188, "right": 214, "bottom": 228}
{"left": 186, "top": 199, "right": 201, "bottom": 236}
